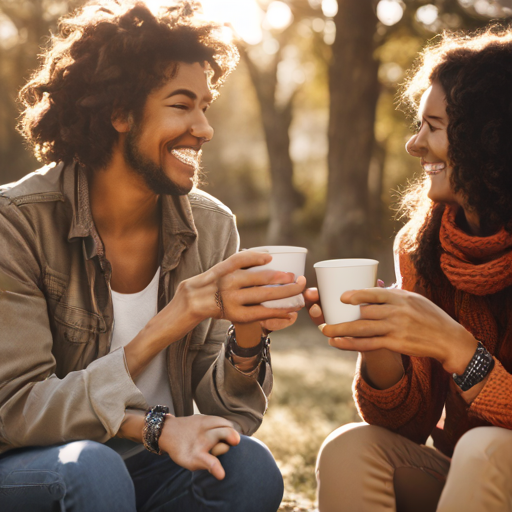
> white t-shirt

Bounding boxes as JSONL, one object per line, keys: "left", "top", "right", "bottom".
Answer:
{"left": 111, "top": 267, "right": 174, "bottom": 414}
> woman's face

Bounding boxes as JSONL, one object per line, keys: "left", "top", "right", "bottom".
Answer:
{"left": 406, "top": 81, "right": 462, "bottom": 205}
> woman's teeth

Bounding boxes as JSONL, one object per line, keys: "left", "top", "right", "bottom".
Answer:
{"left": 170, "top": 148, "right": 201, "bottom": 169}
{"left": 423, "top": 162, "right": 446, "bottom": 175}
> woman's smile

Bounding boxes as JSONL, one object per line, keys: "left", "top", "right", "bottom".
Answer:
{"left": 421, "top": 159, "right": 446, "bottom": 175}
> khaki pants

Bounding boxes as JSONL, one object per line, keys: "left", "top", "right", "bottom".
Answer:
{"left": 316, "top": 423, "right": 512, "bottom": 512}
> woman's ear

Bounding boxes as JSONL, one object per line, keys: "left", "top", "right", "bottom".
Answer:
{"left": 111, "top": 109, "right": 132, "bottom": 133}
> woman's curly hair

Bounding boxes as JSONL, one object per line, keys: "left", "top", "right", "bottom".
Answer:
{"left": 397, "top": 26, "right": 512, "bottom": 286}
{"left": 18, "top": 0, "right": 239, "bottom": 170}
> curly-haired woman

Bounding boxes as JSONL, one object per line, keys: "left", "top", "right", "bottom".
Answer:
{"left": 306, "top": 28, "right": 512, "bottom": 512}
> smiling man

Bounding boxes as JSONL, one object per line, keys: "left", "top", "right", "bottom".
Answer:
{"left": 0, "top": 2, "right": 305, "bottom": 511}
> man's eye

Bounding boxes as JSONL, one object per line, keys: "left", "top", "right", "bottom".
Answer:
{"left": 171, "top": 104, "right": 188, "bottom": 110}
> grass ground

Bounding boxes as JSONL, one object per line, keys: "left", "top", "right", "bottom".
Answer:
{"left": 254, "top": 312, "right": 361, "bottom": 512}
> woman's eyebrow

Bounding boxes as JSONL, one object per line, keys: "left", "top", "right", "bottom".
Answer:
{"left": 425, "top": 114, "right": 444, "bottom": 121}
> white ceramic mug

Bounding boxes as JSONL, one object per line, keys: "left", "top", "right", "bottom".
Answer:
{"left": 246, "top": 246, "right": 307, "bottom": 308}
{"left": 314, "top": 258, "right": 379, "bottom": 324}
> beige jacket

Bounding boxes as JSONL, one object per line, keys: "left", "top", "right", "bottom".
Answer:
{"left": 0, "top": 162, "right": 272, "bottom": 455}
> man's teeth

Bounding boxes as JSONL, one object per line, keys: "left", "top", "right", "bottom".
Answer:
{"left": 170, "top": 148, "right": 201, "bottom": 168}
{"left": 423, "top": 162, "right": 446, "bottom": 175}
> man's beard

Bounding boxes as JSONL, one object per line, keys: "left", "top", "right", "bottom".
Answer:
{"left": 124, "top": 129, "right": 197, "bottom": 196}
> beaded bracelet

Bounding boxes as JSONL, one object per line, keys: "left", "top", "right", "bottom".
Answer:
{"left": 143, "top": 405, "right": 169, "bottom": 455}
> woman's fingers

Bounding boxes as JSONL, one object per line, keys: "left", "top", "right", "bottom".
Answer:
{"left": 320, "top": 319, "right": 389, "bottom": 339}
{"left": 328, "top": 336, "right": 386, "bottom": 352}
{"left": 359, "top": 303, "right": 393, "bottom": 320}
{"left": 341, "top": 287, "right": 404, "bottom": 306}
{"left": 308, "top": 303, "right": 325, "bottom": 326}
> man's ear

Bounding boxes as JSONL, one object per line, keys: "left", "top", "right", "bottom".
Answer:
{"left": 111, "top": 109, "right": 133, "bottom": 133}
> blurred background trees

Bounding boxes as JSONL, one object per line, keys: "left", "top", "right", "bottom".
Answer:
{"left": 1, "top": 0, "right": 511, "bottom": 281}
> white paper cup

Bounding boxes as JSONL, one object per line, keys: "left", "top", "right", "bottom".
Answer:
{"left": 314, "top": 259, "right": 379, "bottom": 324}
{"left": 246, "top": 246, "right": 307, "bottom": 308}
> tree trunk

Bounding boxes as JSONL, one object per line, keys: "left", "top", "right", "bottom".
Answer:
{"left": 368, "top": 138, "right": 387, "bottom": 239}
{"left": 322, "top": 0, "right": 380, "bottom": 258}
{"left": 243, "top": 51, "right": 303, "bottom": 245}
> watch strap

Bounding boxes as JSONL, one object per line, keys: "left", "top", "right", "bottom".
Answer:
{"left": 452, "top": 342, "right": 494, "bottom": 392}
{"left": 226, "top": 324, "right": 269, "bottom": 360}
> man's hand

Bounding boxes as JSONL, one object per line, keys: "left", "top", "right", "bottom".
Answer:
{"left": 125, "top": 252, "right": 305, "bottom": 379}
{"left": 158, "top": 415, "right": 240, "bottom": 481}
{"left": 261, "top": 311, "right": 299, "bottom": 333}
{"left": 164, "top": 251, "right": 305, "bottom": 336}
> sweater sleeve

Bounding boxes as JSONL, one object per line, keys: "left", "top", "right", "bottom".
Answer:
{"left": 352, "top": 232, "right": 449, "bottom": 444}
{"left": 468, "top": 358, "right": 512, "bottom": 429}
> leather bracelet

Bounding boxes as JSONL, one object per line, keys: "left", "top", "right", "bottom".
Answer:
{"left": 452, "top": 342, "right": 494, "bottom": 392}
{"left": 226, "top": 324, "right": 269, "bottom": 359}
{"left": 143, "top": 405, "right": 169, "bottom": 455}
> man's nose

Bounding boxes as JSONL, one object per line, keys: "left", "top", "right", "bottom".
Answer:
{"left": 191, "top": 113, "right": 214, "bottom": 143}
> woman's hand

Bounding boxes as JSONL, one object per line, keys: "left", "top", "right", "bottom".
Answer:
{"left": 304, "top": 286, "right": 403, "bottom": 389}
{"left": 319, "top": 287, "right": 478, "bottom": 375}
{"left": 304, "top": 287, "right": 325, "bottom": 326}
{"left": 158, "top": 414, "right": 240, "bottom": 481}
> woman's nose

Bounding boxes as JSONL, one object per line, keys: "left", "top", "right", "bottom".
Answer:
{"left": 405, "top": 132, "right": 425, "bottom": 157}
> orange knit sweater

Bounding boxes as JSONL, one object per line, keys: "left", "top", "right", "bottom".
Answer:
{"left": 353, "top": 206, "right": 512, "bottom": 457}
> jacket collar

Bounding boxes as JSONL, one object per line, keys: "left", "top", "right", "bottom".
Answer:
{"left": 67, "top": 163, "right": 198, "bottom": 270}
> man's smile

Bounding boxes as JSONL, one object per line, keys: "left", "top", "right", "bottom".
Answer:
{"left": 169, "top": 146, "right": 202, "bottom": 170}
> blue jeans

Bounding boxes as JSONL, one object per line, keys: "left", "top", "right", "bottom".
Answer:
{"left": 0, "top": 436, "right": 283, "bottom": 511}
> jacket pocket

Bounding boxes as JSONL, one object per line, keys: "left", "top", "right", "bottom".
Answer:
{"left": 54, "top": 302, "right": 101, "bottom": 344}
{"left": 43, "top": 266, "right": 69, "bottom": 301}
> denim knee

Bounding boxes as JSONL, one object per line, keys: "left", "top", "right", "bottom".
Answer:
{"left": 0, "top": 441, "right": 136, "bottom": 512}
{"left": 57, "top": 441, "right": 136, "bottom": 511}
{"left": 219, "top": 435, "right": 284, "bottom": 512}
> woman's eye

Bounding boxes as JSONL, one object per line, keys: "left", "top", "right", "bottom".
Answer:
{"left": 171, "top": 104, "right": 188, "bottom": 110}
{"left": 414, "top": 120, "right": 422, "bottom": 133}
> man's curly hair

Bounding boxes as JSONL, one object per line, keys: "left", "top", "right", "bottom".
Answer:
{"left": 397, "top": 26, "right": 512, "bottom": 287}
{"left": 18, "top": 0, "right": 239, "bottom": 170}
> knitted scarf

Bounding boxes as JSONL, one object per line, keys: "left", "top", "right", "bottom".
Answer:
{"left": 438, "top": 205, "right": 512, "bottom": 354}
{"left": 440, "top": 206, "right": 512, "bottom": 296}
